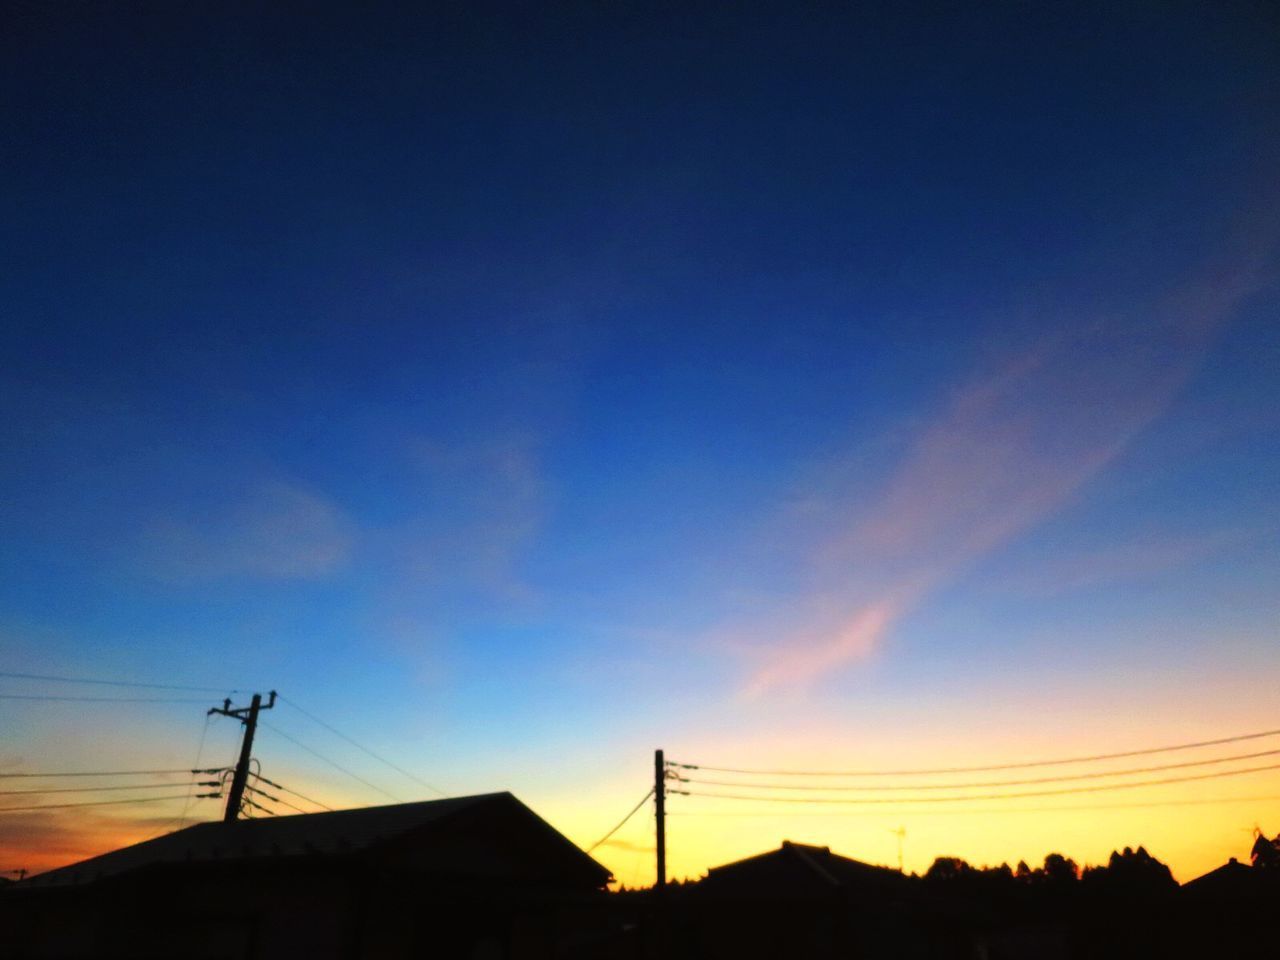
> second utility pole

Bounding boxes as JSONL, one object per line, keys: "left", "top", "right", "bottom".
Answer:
{"left": 654, "top": 748, "right": 666, "bottom": 890}
{"left": 210, "top": 691, "right": 276, "bottom": 822}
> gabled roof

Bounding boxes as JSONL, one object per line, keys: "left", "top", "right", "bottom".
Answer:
{"left": 1181, "top": 857, "right": 1262, "bottom": 899}
{"left": 20, "top": 792, "right": 609, "bottom": 889}
{"left": 701, "top": 841, "right": 910, "bottom": 898}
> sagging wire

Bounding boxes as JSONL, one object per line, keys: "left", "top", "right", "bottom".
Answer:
{"left": 586, "top": 789, "right": 655, "bottom": 855}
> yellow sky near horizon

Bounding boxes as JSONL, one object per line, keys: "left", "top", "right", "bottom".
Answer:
{"left": 7, "top": 685, "right": 1280, "bottom": 886}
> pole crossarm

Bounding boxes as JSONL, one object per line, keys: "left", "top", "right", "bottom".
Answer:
{"left": 208, "top": 690, "right": 276, "bottom": 721}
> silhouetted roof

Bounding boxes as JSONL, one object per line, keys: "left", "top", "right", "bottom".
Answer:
{"left": 1181, "top": 857, "right": 1261, "bottom": 899}
{"left": 701, "top": 841, "right": 911, "bottom": 899}
{"left": 21, "top": 792, "right": 609, "bottom": 890}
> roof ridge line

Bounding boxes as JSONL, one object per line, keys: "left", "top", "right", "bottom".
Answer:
{"left": 784, "top": 842, "right": 841, "bottom": 887}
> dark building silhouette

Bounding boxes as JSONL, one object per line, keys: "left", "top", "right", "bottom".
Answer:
{"left": 1181, "top": 856, "right": 1257, "bottom": 899}
{"left": 1166, "top": 854, "right": 1280, "bottom": 957}
{"left": 1, "top": 792, "right": 611, "bottom": 959}
{"left": 8, "top": 816, "right": 1279, "bottom": 960}
{"left": 699, "top": 840, "right": 910, "bottom": 898}
{"left": 642, "top": 841, "right": 945, "bottom": 960}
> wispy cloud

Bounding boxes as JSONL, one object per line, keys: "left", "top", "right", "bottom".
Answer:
{"left": 399, "top": 436, "right": 544, "bottom": 601}
{"left": 988, "top": 526, "right": 1263, "bottom": 597}
{"left": 739, "top": 250, "right": 1274, "bottom": 696}
{"left": 368, "top": 435, "right": 547, "bottom": 659}
{"left": 141, "top": 480, "right": 353, "bottom": 581}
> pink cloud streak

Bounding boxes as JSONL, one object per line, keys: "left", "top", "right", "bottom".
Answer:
{"left": 742, "top": 250, "right": 1274, "bottom": 696}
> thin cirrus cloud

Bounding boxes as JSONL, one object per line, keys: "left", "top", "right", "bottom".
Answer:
{"left": 391, "top": 435, "right": 544, "bottom": 603}
{"left": 368, "top": 435, "right": 547, "bottom": 659}
{"left": 740, "top": 251, "right": 1274, "bottom": 697}
{"left": 139, "top": 480, "right": 353, "bottom": 582}
{"left": 986, "top": 526, "right": 1262, "bottom": 598}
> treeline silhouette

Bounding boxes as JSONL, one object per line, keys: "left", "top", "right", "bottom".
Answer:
{"left": 921, "top": 845, "right": 1174, "bottom": 895}
{"left": 5, "top": 797, "right": 1278, "bottom": 959}
{"left": 602, "top": 832, "right": 1280, "bottom": 960}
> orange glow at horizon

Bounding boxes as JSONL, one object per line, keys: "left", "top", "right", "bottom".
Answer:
{"left": 9, "top": 768, "right": 1278, "bottom": 888}
{"left": 10, "top": 702, "right": 1280, "bottom": 891}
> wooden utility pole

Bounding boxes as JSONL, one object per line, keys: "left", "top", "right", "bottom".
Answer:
{"left": 654, "top": 748, "right": 666, "bottom": 890}
{"left": 210, "top": 691, "right": 276, "bottom": 822}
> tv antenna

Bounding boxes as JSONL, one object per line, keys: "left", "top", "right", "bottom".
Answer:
{"left": 890, "top": 825, "right": 906, "bottom": 873}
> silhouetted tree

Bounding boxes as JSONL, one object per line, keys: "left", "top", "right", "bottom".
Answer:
{"left": 1011, "top": 853, "right": 1079, "bottom": 891}
{"left": 924, "top": 857, "right": 973, "bottom": 882}
{"left": 1040, "top": 853, "right": 1079, "bottom": 887}
{"left": 1250, "top": 830, "right": 1280, "bottom": 870}
{"left": 1081, "top": 846, "right": 1175, "bottom": 896}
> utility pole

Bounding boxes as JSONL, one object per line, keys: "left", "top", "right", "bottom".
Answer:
{"left": 654, "top": 748, "right": 666, "bottom": 890}
{"left": 210, "top": 691, "right": 276, "bottom": 823}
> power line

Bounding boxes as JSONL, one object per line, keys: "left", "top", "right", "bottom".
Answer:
{"left": 672, "top": 760, "right": 1280, "bottom": 805}
{"left": 177, "top": 713, "right": 216, "bottom": 831}
{"left": 250, "top": 772, "right": 334, "bottom": 812}
{"left": 587, "top": 789, "right": 654, "bottom": 854}
{"left": 0, "top": 793, "right": 218, "bottom": 813}
{"left": 245, "top": 782, "right": 308, "bottom": 814}
{"left": 0, "top": 782, "right": 211, "bottom": 796}
{"left": 675, "top": 747, "right": 1280, "bottom": 793}
{"left": 668, "top": 725, "right": 1280, "bottom": 777}
{"left": 0, "top": 694, "right": 211, "bottom": 704}
{"left": 0, "top": 768, "right": 222, "bottom": 779}
{"left": 244, "top": 782, "right": 283, "bottom": 805}
{"left": 668, "top": 793, "right": 1280, "bottom": 817}
{"left": 0, "top": 671, "right": 241, "bottom": 693}
{"left": 241, "top": 796, "right": 276, "bottom": 816}
{"left": 258, "top": 720, "right": 403, "bottom": 804}
{"left": 260, "top": 794, "right": 308, "bottom": 815}
{"left": 277, "top": 695, "right": 447, "bottom": 797}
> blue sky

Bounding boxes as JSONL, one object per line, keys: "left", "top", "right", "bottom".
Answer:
{"left": 2, "top": 3, "right": 1278, "bottom": 880}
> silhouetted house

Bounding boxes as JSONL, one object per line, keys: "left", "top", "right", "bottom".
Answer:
{"left": 1181, "top": 856, "right": 1258, "bottom": 899}
{"left": 1167, "top": 856, "right": 1280, "bottom": 956}
{"left": 1, "top": 792, "right": 610, "bottom": 960}
{"left": 663, "top": 841, "right": 942, "bottom": 960}
{"left": 700, "top": 840, "right": 910, "bottom": 899}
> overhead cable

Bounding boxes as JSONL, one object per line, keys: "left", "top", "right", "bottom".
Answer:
{"left": 241, "top": 796, "right": 276, "bottom": 816}
{"left": 668, "top": 725, "right": 1280, "bottom": 777}
{"left": 245, "top": 783, "right": 308, "bottom": 815}
{"left": 277, "top": 695, "right": 447, "bottom": 797}
{"left": 676, "top": 746, "right": 1280, "bottom": 792}
{"left": 0, "top": 694, "right": 210, "bottom": 704}
{"left": 668, "top": 793, "right": 1280, "bottom": 817}
{"left": 177, "top": 713, "right": 216, "bottom": 832}
{"left": 587, "top": 789, "right": 655, "bottom": 854}
{"left": 249, "top": 772, "right": 334, "bottom": 812}
{"left": 0, "top": 793, "right": 218, "bottom": 813}
{"left": 258, "top": 720, "right": 403, "bottom": 803}
{"left": 0, "top": 671, "right": 241, "bottom": 693}
{"left": 0, "top": 782, "right": 211, "bottom": 796}
{"left": 0, "top": 768, "right": 222, "bottom": 779}
{"left": 243, "top": 783, "right": 283, "bottom": 805}
{"left": 672, "top": 760, "right": 1280, "bottom": 805}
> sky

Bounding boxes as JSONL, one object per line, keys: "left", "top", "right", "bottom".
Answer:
{"left": 2, "top": 3, "right": 1279, "bottom": 884}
